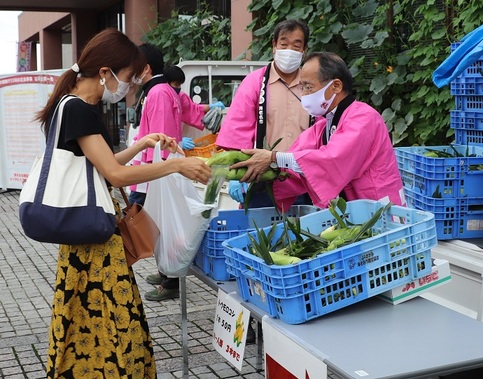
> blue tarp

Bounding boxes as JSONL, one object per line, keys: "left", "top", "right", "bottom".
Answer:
{"left": 432, "top": 25, "right": 483, "bottom": 88}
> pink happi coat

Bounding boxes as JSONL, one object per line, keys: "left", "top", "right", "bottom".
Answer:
{"left": 274, "top": 100, "right": 405, "bottom": 210}
{"left": 216, "top": 66, "right": 267, "bottom": 150}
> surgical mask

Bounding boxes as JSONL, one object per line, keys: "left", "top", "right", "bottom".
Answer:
{"left": 102, "top": 69, "right": 131, "bottom": 103}
{"left": 274, "top": 49, "right": 303, "bottom": 74}
{"left": 301, "top": 80, "right": 336, "bottom": 116}
{"left": 133, "top": 72, "right": 146, "bottom": 85}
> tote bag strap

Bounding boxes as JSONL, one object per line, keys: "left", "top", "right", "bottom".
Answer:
{"left": 35, "top": 95, "right": 98, "bottom": 207}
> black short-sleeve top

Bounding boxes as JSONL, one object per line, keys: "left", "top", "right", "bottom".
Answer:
{"left": 53, "top": 95, "right": 114, "bottom": 155}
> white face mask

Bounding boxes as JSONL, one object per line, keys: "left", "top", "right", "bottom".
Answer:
{"left": 274, "top": 49, "right": 303, "bottom": 74}
{"left": 133, "top": 72, "right": 146, "bottom": 86}
{"left": 301, "top": 80, "right": 336, "bottom": 116}
{"left": 102, "top": 69, "right": 131, "bottom": 103}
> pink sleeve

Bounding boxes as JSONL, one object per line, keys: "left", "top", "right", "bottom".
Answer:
{"left": 215, "top": 67, "right": 266, "bottom": 150}
{"left": 139, "top": 86, "right": 181, "bottom": 161}
{"left": 179, "top": 91, "right": 205, "bottom": 130}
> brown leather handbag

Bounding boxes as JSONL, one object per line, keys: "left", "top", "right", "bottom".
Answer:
{"left": 118, "top": 188, "right": 160, "bottom": 267}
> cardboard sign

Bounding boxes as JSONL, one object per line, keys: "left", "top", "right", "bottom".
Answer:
{"left": 213, "top": 289, "right": 250, "bottom": 371}
{"left": 379, "top": 259, "right": 452, "bottom": 305}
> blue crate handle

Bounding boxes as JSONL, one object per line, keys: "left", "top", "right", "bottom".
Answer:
{"left": 242, "top": 267, "right": 257, "bottom": 280}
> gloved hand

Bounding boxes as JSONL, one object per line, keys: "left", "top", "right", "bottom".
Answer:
{"left": 180, "top": 137, "right": 195, "bottom": 150}
{"left": 210, "top": 101, "right": 225, "bottom": 110}
{"left": 228, "top": 180, "right": 248, "bottom": 204}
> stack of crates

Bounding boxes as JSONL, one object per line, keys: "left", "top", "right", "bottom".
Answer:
{"left": 395, "top": 42, "right": 483, "bottom": 240}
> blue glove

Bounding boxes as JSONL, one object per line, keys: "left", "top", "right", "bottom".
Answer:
{"left": 180, "top": 137, "right": 195, "bottom": 150}
{"left": 210, "top": 101, "right": 225, "bottom": 110}
{"left": 228, "top": 180, "right": 248, "bottom": 203}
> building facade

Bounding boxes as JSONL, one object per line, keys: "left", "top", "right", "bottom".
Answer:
{"left": 17, "top": 0, "right": 253, "bottom": 72}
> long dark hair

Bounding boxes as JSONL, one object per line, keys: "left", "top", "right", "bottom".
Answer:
{"left": 36, "top": 28, "right": 146, "bottom": 135}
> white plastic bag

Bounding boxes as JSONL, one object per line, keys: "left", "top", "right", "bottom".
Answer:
{"left": 144, "top": 143, "right": 215, "bottom": 277}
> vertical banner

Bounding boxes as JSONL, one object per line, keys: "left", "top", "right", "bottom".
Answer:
{"left": 17, "top": 41, "right": 32, "bottom": 72}
{"left": 213, "top": 290, "right": 250, "bottom": 371}
{"left": 0, "top": 71, "right": 62, "bottom": 190}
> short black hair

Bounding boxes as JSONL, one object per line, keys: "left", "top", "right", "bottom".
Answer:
{"left": 273, "top": 19, "right": 310, "bottom": 48}
{"left": 164, "top": 65, "right": 185, "bottom": 84}
{"left": 139, "top": 43, "right": 164, "bottom": 75}
{"left": 304, "top": 52, "right": 353, "bottom": 93}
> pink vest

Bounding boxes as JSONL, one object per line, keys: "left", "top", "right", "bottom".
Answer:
{"left": 274, "top": 100, "right": 405, "bottom": 210}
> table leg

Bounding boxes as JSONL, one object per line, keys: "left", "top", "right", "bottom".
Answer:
{"left": 180, "top": 276, "right": 189, "bottom": 378}
{"left": 256, "top": 320, "right": 263, "bottom": 371}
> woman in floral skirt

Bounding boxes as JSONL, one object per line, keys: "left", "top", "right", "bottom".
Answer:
{"left": 35, "top": 28, "right": 211, "bottom": 378}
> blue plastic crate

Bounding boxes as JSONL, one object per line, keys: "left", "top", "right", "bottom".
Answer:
{"left": 196, "top": 205, "right": 320, "bottom": 281}
{"left": 451, "top": 76, "right": 483, "bottom": 96}
{"left": 454, "top": 95, "right": 483, "bottom": 112}
{"left": 454, "top": 129, "right": 483, "bottom": 145}
{"left": 395, "top": 145, "right": 483, "bottom": 198}
{"left": 450, "top": 42, "right": 483, "bottom": 79}
{"left": 194, "top": 248, "right": 233, "bottom": 281}
{"left": 223, "top": 200, "right": 436, "bottom": 324}
{"left": 450, "top": 110, "right": 483, "bottom": 131}
{"left": 404, "top": 187, "right": 483, "bottom": 240}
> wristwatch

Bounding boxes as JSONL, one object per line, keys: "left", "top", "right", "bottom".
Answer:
{"left": 269, "top": 150, "right": 278, "bottom": 170}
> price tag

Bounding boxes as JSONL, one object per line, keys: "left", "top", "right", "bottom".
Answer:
{"left": 213, "top": 289, "right": 251, "bottom": 371}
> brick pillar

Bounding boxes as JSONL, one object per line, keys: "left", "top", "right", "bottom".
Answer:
{"left": 124, "top": 0, "right": 158, "bottom": 45}
{"left": 231, "top": 0, "right": 253, "bottom": 59}
{"left": 39, "top": 29, "right": 62, "bottom": 70}
{"left": 70, "top": 12, "right": 98, "bottom": 63}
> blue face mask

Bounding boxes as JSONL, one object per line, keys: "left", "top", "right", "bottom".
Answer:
{"left": 171, "top": 86, "right": 181, "bottom": 94}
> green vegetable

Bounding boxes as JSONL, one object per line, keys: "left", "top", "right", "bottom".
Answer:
{"left": 202, "top": 166, "right": 228, "bottom": 219}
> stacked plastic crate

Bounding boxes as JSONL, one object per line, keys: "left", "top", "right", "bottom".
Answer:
{"left": 194, "top": 205, "right": 320, "bottom": 280}
{"left": 395, "top": 42, "right": 483, "bottom": 240}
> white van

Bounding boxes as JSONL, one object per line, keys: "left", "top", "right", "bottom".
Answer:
{"left": 177, "top": 60, "right": 268, "bottom": 140}
{"left": 177, "top": 60, "right": 268, "bottom": 209}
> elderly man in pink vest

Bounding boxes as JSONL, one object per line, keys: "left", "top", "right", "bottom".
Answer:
{"left": 229, "top": 51, "right": 405, "bottom": 209}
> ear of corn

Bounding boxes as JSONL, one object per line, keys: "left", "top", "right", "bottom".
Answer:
{"left": 246, "top": 198, "right": 393, "bottom": 264}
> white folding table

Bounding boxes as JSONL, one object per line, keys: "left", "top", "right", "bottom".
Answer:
{"left": 186, "top": 266, "right": 483, "bottom": 378}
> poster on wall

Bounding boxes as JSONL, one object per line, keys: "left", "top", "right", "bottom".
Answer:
{"left": 0, "top": 70, "right": 63, "bottom": 190}
{"left": 17, "top": 41, "right": 32, "bottom": 72}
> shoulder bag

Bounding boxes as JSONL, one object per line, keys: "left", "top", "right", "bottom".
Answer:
{"left": 117, "top": 187, "right": 160, "bottom": 266}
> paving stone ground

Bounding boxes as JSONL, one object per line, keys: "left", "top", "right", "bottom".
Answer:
{"left": 0, "top": 189, "right": 271, "bottom": 379}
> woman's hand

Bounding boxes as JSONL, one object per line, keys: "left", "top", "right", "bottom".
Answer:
{"left": 139, "top": 133, "right": 183, "bottom": 154}
{"left": 177, "top": 157, "right": 212, "bottom": 184}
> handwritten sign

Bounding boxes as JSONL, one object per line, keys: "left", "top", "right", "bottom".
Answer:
{"left": 213, "top": 289, "right": 250, "bottom": 371}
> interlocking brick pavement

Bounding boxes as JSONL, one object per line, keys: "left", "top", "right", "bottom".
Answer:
{"left": 0, "top": 189, "right": 265, "bottom": 378}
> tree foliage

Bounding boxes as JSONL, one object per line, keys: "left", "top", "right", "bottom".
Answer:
{"left": 143, "top": 3, "right": 231, "bottom": 65}
{"left": 247, "top": 0, "right": 483, "bottom": 146}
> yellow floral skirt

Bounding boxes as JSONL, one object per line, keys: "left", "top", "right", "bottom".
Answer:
{"left": 46, "top": 200, "right": 156, "bottom": 378}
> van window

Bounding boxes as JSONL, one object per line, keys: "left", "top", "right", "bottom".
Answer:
{"left": 189, "top": 75, "right": 244, "bottom": 107}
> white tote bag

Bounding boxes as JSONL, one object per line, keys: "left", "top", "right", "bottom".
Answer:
{"left": 19, "top": 95, "right": 116, "bottom": 245}
{"left": 144, "top": 143, "right": 215, "bottom": 277}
